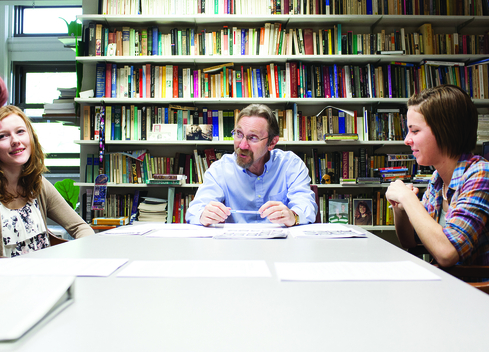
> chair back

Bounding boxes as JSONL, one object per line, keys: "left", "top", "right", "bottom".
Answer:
{"left": 310, "top": 185, "right": 321, "bottom": 223}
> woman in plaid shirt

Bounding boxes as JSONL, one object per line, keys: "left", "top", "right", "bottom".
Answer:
{"left": 386, "top": 84, "right": 489, "bottom": 268}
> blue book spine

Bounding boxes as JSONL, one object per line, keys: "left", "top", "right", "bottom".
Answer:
{"left": 212, "top": 109, "right": 219, "bottom": 140}
{"left": 366, "top": 0, "right": 372, "bottom": 14}
{"left": 333, "top": 64, "right": 338, "bottom": 98}
{"left": 293, "top": 103, "right": 299, "bottom": 141}
{"left": 236, "top": 71, "right": 242, "bottom": 97}
{"left": 468, "top": 68, "right": 473, "bottom": 98}
{"left": 165, "top": 108, "right": 169, "bottom": 124}
{"left": 152, "top": 27, "right": 158, "bottom": 56}
{"left": 337, "top": 24, "right": 341, "bottom": 54}
{"left": 241, "top": 29, "right": 246, "bottom": 55}
{"left": 256, "top": 68, "right": 263, "bottom": 98}
{"left": 95, "top": 63, "right": 106, "bottom": 98}
{"left": 338, "top": 111, "right": 346, "bottom": 134}
{"left": 111, "top": 64, "right": 117, "bottom": 98}
{"left": 104, "top": 28, "right": 109, "bottom": 56}
{"left": 177, "top": 110, "right": 183, "bottom": 140}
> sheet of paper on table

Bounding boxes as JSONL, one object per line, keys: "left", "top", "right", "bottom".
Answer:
{"left": 274, "top": 261, "right": 441, "bottom": 281}
{"left": 145, "top": 223, "right": 215, "bottom": 238}
{"left": 99, "top": 222, "right": 164, "bottom": 236}
{"left": 289, "top": 223, "right": 367, "bottom": 238}
{"left": 0, "top": 258, "right": 128, "bottom": 277}
{"left": 117, "top": 260, "right": 272, "bottom": 278}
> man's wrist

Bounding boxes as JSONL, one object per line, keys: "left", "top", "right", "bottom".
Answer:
{"left": 291, "top": 210, "right": 299, "bottom": 226}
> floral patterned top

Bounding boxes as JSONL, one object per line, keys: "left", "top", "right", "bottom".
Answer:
{"left": 0, "top": 199, "right": 50, "bottom": 258}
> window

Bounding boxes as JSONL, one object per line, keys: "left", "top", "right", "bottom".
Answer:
{"left": 12, "top": 62, "right": 80, "bottom": 174}
{"left": 14, "top": 6, "right": 82, "bottom": 36}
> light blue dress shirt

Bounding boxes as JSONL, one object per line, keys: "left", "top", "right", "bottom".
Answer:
{"left": 186, "top": 149, "right": 318, "bottom": 224}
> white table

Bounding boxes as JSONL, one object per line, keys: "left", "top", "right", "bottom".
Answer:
{"left": 2, "top": 227, "right": 489, "bottom": 352}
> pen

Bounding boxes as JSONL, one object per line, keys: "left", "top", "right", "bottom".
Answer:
{"left": 230, "top": 210, "right": 261, "bottom": 214}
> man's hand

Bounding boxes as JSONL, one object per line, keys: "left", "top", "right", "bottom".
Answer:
{"left": 259, "top": 201, "right": 296, "bottom": 227}
{"left": 200, "top": 201, "right": 231, "bottom": 226}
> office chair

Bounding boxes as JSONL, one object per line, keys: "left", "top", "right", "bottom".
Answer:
{"left": 310, "top": 185, "right": 321, "bottom": 224}
{"left": 408, "top": 245, "right": 489, "bottom": 294}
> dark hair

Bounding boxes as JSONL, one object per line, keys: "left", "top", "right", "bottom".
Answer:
{"left": 237, "top": 104, "right": 279, "bottom": 145}
{"left": 0, "top": 105, "right": 47, "bottom": 204}
{"left": 354, "top": 201, "right": 371, "bottom": 219}
{"left": 407, "top": 84, "right": 478, "bottom": 158}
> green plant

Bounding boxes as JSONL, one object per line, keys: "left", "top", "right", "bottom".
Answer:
{"left": 54, "top": 179, "right": 80, "bottom": 209}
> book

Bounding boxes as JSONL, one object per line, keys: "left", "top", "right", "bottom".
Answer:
{"left": 92, "top": 216, "right": 130, "bottom": 226}
{"left": 324, "top": 133, "right": 359, "bottom": 140}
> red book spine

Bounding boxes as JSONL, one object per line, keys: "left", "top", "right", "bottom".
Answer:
{"left": 173, "top": 65, "right": 179, "bottom": 98}
{"left": 290, "top": 62, "right": 298, "bottom": 98}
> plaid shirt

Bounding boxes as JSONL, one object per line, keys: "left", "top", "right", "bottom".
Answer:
{"left": 421, "top": 153, "right": 489, "bottom": 265}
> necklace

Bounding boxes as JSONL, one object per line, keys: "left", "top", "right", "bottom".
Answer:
{"left": 442, "top": 183, "right": 448, "bottom": 201}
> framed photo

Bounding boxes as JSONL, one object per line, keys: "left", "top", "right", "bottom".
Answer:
{"left": 328, "top": 199, "right": 349, "bottom": 224}
{"left": 185, "top": 124, "right": 213, "bottom": 141}
{"left": 353, "top": 199, "right": 373, "bottom": 226}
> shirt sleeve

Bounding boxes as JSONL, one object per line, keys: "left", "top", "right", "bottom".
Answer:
{"left": 444, "top": 166, "right": 489, "bottom": 264}
{"left": 285, "top": 156, "right": 318, "bottom": 224}
{"left": 42, "top": 178, "right": 94, "bottom": 239}
{"left": 185, "top": 164, "right": 226, "bottom": 225}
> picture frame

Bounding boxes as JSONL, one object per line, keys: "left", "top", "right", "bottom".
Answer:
{"left": 353, "top": 199, "right": 373, "bottom": 226}
{"left": 328, "top": 199, "right": 349, "bottom": 224}
{"left": 185, "top": 124, "right": 213, "bottom": 141}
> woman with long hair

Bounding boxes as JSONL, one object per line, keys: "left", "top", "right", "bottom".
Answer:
{"left": 0, "top": 105, "right": 93, "bottom": 257}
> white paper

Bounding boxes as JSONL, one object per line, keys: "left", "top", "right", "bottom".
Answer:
{"left": 0, "top": 258, "right": 128, "bottom": 277}
{"left": 146, "top": 223, "right": 215, "bottom": 238}
{"left": 275, "top": 261, "right": 441, "bottom": 281}
{"left": 117, "top": 260, "right": 272, "bottom": 278}
{"left": 289, "top": 223, "right": 367, "bottom": 238}
{"left": 100, "top": 222, "right": 162, "bottom": 236}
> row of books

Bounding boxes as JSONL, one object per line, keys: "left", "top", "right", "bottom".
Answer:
{"left": 318, "top": 191, "right": 396, "bottom": 226}
{"left": 83, "top": 104, "right": 235, "bottom": 141}
{"left": 478, "top": 113, "right": 489, "bottom": 141}
{"left": 303, "top": 149, "right": 419, "bottom": 185}
{"left": 94, "top": 61, "right": 489, "bottom": 102}
{"left": 98, "top": 0, "right": 489, "bottom": 16}
{"left": 83, "top": 187, "right": 398, "bottom": 226}
{"left": 83, "top": 103, "right": 408, "bottom": 142}
{"left": 90, "top": 146, "right": 420, "bottom": 187}
{"left": 85, "top": 21, "right": 489, "bottom": 58}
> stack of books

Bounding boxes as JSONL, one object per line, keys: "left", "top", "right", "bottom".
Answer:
{"left": 138, "top": 197, "right": 168, "bottom": 222}
{"left": 377, "top": 166, "right": 411, "bottom": 183}
{"left": 146, "top": 174, "right": 186, "bottom": 185}
{"left": 43, "top": 87, "right": 77, "bottom": 117}
{"left": 412, "top": 173, "right": 433, "bottom": 184}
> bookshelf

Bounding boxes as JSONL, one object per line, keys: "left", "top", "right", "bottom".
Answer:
{"left": 76, "top": 0, "right": 489, "bottom": 232}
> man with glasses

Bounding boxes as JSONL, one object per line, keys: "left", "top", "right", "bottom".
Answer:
{"left": 186, "top": 103, "right": 317, "bottom": 226}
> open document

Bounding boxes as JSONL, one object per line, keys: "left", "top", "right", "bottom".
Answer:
{"left": 99, "top": 222, "right": 162, "bottom": 236}
{"left": 288, "top": 223, "right": 367, "bottom": 239}
{"left": 0, "top": 276, "right": 75, "bottom": 341}
{"left": 275, "top": 261, "right": 441, "bottom": 281}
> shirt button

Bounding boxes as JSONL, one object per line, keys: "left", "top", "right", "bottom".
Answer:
{"left": 257, "top": 177, "right": 260, "bottom": 180}
{"left": 258, "top": 195, "right": 261, "bottom": 198}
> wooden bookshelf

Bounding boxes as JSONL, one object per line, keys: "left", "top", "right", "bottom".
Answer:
{"left": 77, "top": 0, "right": 489, "bottom": 227}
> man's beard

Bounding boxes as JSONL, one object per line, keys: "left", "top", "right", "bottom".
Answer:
{"left": 236, "top": 148, "right": 254, "bottom": 169}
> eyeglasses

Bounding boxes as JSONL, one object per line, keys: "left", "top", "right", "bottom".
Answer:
{"left": 231, "top": 129, "right": 268, "bottom": 144}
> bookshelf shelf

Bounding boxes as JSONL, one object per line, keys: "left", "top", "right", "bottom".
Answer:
{"left": 78, "top": 2, "right": 489, "bottom": 227}
{"left": 77, "top": 14, "right": 489, "bottom": 29}
{"left": 76, "top": 54, "right": 489, "bottom": 65}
